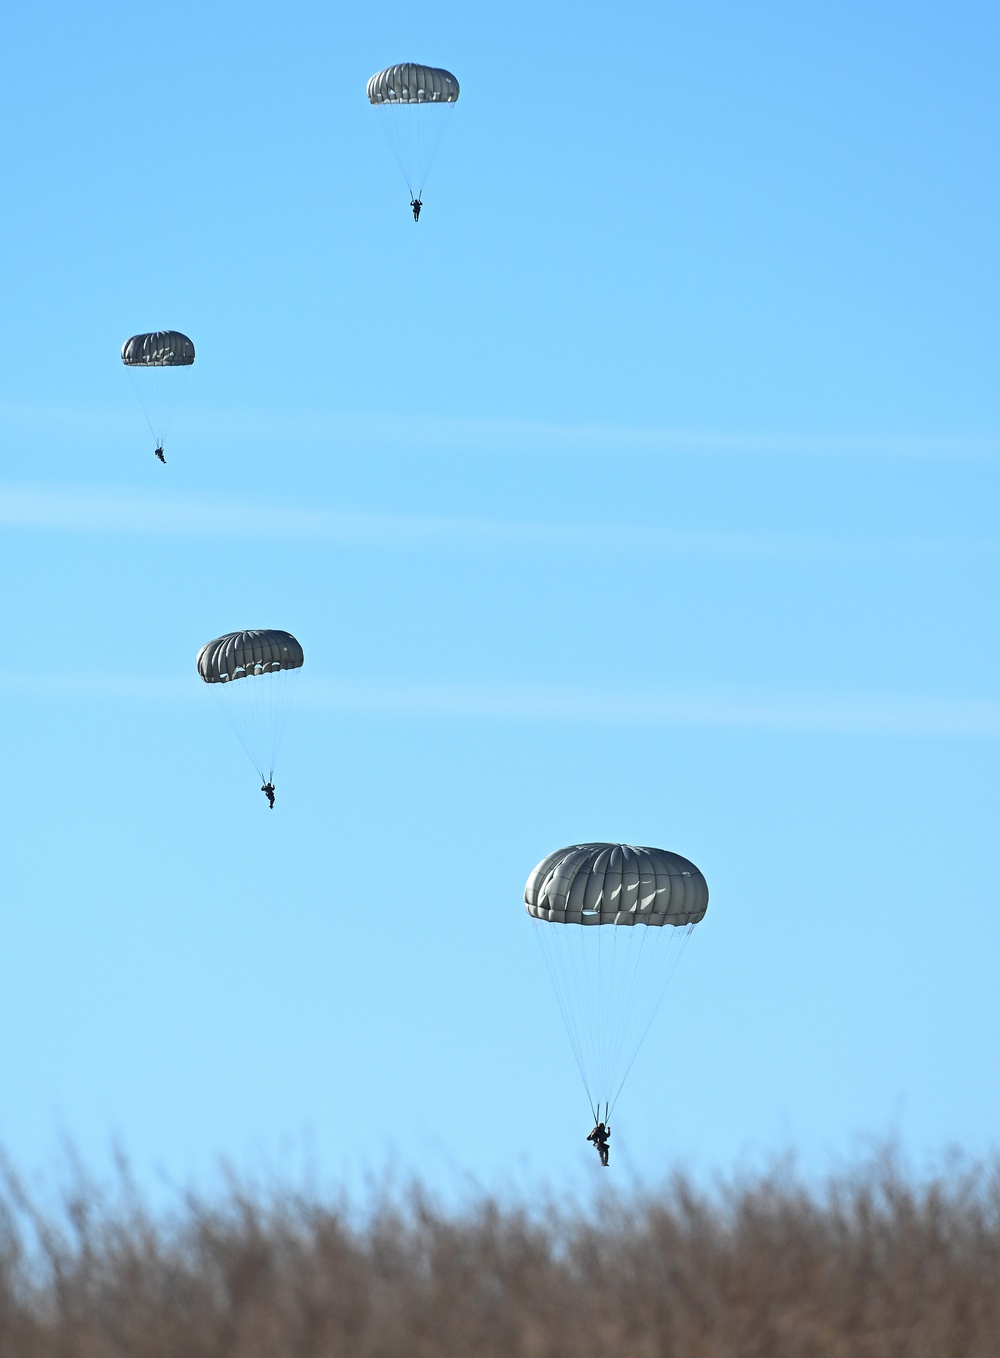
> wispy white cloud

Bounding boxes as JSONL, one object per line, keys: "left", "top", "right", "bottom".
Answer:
{"left": 0, "top": 673, "right": 194, "bottom": 702}
{"left": 294, "top": 680, "right": 1000, "bottom": 737}
{"left": 0, "top": 482, "right": 992, "bottom": 561}
{"left": 4, "top": 671, "right": 999, "bottom": 737}
{"left": 3, "top": 398, "right": 998, "bottom": 460}
{"left": 198, "top": 410, "right": 1000, "bottom": 461}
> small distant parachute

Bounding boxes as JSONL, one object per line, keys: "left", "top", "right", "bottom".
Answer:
{"left": 366, "top": 64, "right": 460, "bottom": 104}
{"left": 121, "top": 330, "right": 195, "bottom": 462}
{"left": 197, "top": 629, "right": 304, "bottom": 791}
{"left": 121, "top": 332, "right": 195, "bottom": 367}
{"left": 525, "top": 842, "right": 708, "bottom": 1123}
{"left": 367, "top": 63, "right": 460, "bottom": 209}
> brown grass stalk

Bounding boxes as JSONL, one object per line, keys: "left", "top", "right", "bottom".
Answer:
{"left": 0, "top": 1148, "right": 998, "bottom": 1358}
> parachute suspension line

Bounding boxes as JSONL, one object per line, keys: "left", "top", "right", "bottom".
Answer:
{"left": 607, "top": 923, "right": 696, "bottom": 1117}
{"left": 414, "top": 101, "right": 455, "bottom": 197}
{"left": 532, "top": 919, "right": 600, "bottom": 1121}
{"left": 248, "top": 667, "right": 271, "bottom": 776}
{"left": 570, "top": 920, "right": 621, "bottom": 1117}
{"left": 127, "top": 366, "right": 186, "bottom": 450}
{"left": 373, "top": 102, "right": 456, "bottom": 201}
{"left": 212, "top": 679, "right": 266, "bottom": 782}
{"left": 242, "top": 668, "right": 266, "bottom": 778}
{"left": 572, "top": 924, "right": 604, "bottom": 1122}
{"left": 592, "top": 930, "right": 621, "bottom": 1114}
{"left": 374, "top": 103, "right": 415, "bottom": 197}
{"left": 534, "top": 914, "right": 699, "bottom": 1120}
{"left": 267, "top": 666, "right": 301, "bottom": 779}
{"left": 591, "top": 918, "right": 612, "bottom": 1107}
{"left": 208, "top": 667, "right": 300, "bottom": 786}
{"left": 606, "top": 925, "right": 675, "bottom": 1116}
{"left": 128, "top": 368, "right": 158, "bottom": 445}
{"left": 574, "top": 922, "right": 608, "bottom": 1118}
{"left": 594, "top": 921, "right": 629, "bottom": 1109}
{"left": 603, "top": 920, "right": 659, "bottom": 1110}
{"left": 543, "top": 918, "right": 597, "bottom": 1118}
{"left": 600, "top": 922, "right": 628, "bottom": 1104}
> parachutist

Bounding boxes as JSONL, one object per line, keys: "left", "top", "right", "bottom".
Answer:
{"left": 587, "top": 1122, "right": 611, "bottom": 1167}
{"left": 368, "top": 66, "right": 459, "bottom": 210}
{"left": 526, "top": 845, "right": 708, "bottom": 1129}
{"left": 122, "top": 331, "right": 194, "bottom": 465}
{"left": 197, "top": 631, "right": 303, "bottom": 796}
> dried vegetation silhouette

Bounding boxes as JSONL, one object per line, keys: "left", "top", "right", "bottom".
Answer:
{"left": 1, "top": 1148, "right": 999, "bottom": 1357}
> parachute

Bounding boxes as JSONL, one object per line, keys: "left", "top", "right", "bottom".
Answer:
{"left": 367, "top": 63, "right": 460, "bottom": 204}
{"left": 196, "top": 630, "right": 303, "bottom": 787}
{"left": 121, "top": 331, "right": 195, "bottom": 460}
{"left": 121, "top": 332, "right": 195, "bottom": 367}
{"left": 525, "top": 843, "right": 708, "bottom": 1123}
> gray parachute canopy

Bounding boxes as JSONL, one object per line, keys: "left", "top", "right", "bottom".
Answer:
{"left": 525, "top": 843, "right": 708, "bottom": 927}
{"left": 121, "top": 331, "right": 195, "bottom": 367}
{"left": 197, "top": 630, "right": 304, "bottom": 685}
{"left": 367, "top": 63, "right": 460, "bottom": 104}
{"left": 526, "top": 842, "right": 708, "bottom": 1121}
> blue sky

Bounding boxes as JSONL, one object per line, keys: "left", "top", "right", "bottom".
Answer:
{"left": 0, "top": 0, "right": 998, "bottom": 1198}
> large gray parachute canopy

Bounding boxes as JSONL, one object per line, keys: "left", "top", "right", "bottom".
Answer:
{"left": 525, "top": 843, "right": 708, "bottom": 927}
{"left": 196, "top": 630, "right": 304, "bottom": 685}
{"left": 121, "top": 331, "right": 195, "bottom": 367}
{"left": 367, "top": 64, "right": 460, "bottom": 104}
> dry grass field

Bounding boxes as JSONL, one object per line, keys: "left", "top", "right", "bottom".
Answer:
{"left": 1, "top": 1149, "right": 998, "bottom": 1358}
